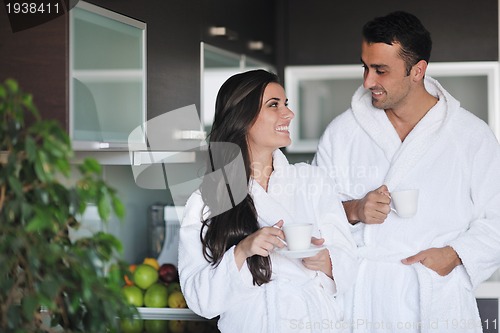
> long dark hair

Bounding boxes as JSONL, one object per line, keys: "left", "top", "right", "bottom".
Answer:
{"left": 363, "top": 11, "right": 432, "bottom": 75}
{"left": 200, "top": 69, "right": 279, "bottom": 286}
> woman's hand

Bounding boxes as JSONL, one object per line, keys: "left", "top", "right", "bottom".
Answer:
{"left": 233, "top": 220, "right": 286, "bottom": 270}
{"left": 301, "top": 237, "right": 333, "bottom": 278}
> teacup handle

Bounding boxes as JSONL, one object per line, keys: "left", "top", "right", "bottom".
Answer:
{"left": 273, "top": 224, "right": 287, "bottom": 246}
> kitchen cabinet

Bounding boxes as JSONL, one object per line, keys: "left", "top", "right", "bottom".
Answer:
{"left": 85, "top": 0, "right": 203, "bottom": 122}
{"left": 0, "top": 9, "right": 68, "bottom": 129}
{"left": 73, "top": 0, "right": 205, "bottom": 152}
{"left": 279, "top": 0, "right": 498, "bottom": 66}
{"left": 70, "top": 1, "right": 147, "bottom": 150}
{"left": 1, "top": 0, "right": 277, "bottom": 147}
{"left": 201, "top": 0, "right": 276, "bottom": 65}
{"left": 284, "top": 62, "right": 500, "bottom": 152}
{"left": 0, "top": 0, "right": 204, "bottom": 149}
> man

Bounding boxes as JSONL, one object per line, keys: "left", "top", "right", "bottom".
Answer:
{"left": 313, "top": 11, "right": 500, "bottom": 333}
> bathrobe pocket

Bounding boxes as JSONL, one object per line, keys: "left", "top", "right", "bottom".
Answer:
{"left": 416, "top": 263, "right": 482, "bottom": 332}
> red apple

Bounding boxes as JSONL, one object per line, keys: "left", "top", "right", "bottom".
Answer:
{"left": 158, "top": 263, "right": 179, "bottom": 283}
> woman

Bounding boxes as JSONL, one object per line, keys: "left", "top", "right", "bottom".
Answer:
{"left": 178, "top": 70, "right": 357, "bottom": 333}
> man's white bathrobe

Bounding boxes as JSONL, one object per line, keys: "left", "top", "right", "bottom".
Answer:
{"left": 179, "top": 149, "right": 358, "bottom": 333}
{"left": 314, "top": 76, "right": 500, "bottom": 332}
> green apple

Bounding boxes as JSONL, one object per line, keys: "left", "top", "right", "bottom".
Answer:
{"left": 122, "top": 285, "right": 144, "bottom": 307}
{"left": 144, "top": 283, "right": 169, "bottom": 308}
{"left": 133, "top": 264, "right": 159, "bottom": 290}
{"left": 144, "top": 319, "right": 169, "bottom": 333}
{"left": 119, "top": 318, "right": 143, "bottom": 333}
{"left": 167, "top": 281, "right": 181, "bottom": 294}
{"left": 167, "top": 291, "right": 187, "bottom": 308}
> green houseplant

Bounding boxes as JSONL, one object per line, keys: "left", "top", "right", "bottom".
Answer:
{"left": 0, "top": 79, "right": 136, "bottom": 332}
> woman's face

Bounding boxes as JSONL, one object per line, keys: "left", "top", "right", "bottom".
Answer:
{"left": 247, "top": 82, "right": 294, "bottom": 155}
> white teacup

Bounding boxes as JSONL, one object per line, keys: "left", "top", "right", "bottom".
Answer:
{"left": 390, "top": 189, "right": 419, "bottom": 218}
{"left": 282, "top": 223, "right": 313, "bottom": 251}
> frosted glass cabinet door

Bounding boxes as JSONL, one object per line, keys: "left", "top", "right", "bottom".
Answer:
{"left": 285, "top": 63, "right": 500, "bottom": 153}
{"left": 70, "top": 1, "right": 146, "bottom": 149}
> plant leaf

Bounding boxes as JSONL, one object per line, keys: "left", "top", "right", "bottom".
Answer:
{"left": 97, "top": 194, "right": 111, "bottom": 221}
{"left": 21, "top": 295, "right": 37, "bottom": 320}
{"left": 8, "top": 176, "right": 23, "bottom": 198}
{"left": 5, "top": 78, "right": 19, "bottom": 93}
{"left": 82, "top": 158, "right": 102, "bottom": 174}
{"left": 25, "top": 136, "right": 37, "bottom": 162}
{"left": 111, "top": 195, "right": 125, "bottom": 220}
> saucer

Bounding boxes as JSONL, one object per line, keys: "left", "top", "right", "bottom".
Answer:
{"left": 276, "top": 245, "right": 326, "bottom": 259}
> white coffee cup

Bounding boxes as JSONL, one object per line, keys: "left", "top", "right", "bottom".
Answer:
{"left": 390, "top": 189, "right": 419, "bottom": 218}
{"left": 282, "top": 223, "right": 313, "bottom": 251}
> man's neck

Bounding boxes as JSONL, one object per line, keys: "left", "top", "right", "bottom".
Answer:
{"left": 385, "top": 92, "right": 438, "bottom": 141}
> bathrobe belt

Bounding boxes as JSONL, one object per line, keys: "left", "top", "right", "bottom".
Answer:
{"left": 357, "top": 246, "right": 415, "bottom": 264}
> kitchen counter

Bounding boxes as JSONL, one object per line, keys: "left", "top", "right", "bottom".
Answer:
{"left": 136, "top": 307, "right": 205, "bottom": 321}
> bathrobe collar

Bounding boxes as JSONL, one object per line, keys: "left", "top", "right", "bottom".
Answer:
{"left": 249, "top": 149, "right": 297, "bottom": 227}
{"left": 350, "top": 76, "right": 460, "bottom": 190}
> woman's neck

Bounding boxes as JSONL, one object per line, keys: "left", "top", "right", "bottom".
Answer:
{"left": 250, "top": 148, "right": 274, "bottom": 191}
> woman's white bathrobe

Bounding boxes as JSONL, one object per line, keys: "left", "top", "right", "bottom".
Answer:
{"left": 179, "top": 149, "right": 358, "bottom": 333}
{"left": 314, "top": 76, "right": 500, "bottom": 332}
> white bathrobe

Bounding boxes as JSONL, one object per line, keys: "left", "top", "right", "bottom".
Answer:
{"left": 179, "top": 149, "right": 358, "bottom": 333}
{"left": 313, "top": 76, "right": 500, "bottom": 332}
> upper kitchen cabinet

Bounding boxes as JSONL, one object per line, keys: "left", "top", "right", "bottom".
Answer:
{"left": 75, "top": 0, "right": 204, "bottom": 148}
{"left": 1, "top": 0, "right": 204, "bottom": 154}
{"left": 201, "top": 0, "right": 277, "bottom": 65}
{"left": 280, "top": 0, "right": 498, "bottom": 66}
{"left": 70, "top": 1, "right": 146, "bottom": 150}
{"left": 0, "top": 7, "right": 68, "bottom": 129}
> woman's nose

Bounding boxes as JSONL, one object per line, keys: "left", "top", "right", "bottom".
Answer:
{"left": 282, "top": 108, "right": 294, "bottom": 120}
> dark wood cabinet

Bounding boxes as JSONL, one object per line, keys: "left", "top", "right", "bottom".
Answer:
{"left": 82, "top": 0, "right": 203, "bottom": 120}
{"left": 0, "top": 12, "right": 68, "bottom": 129}
{"left": 201, "top": 0, "right": 277, "bottom": 65}
{"left": 279, "top": 0, "right": 498, "bottom": 66}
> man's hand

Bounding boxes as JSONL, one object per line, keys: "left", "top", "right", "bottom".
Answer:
{"left": 401, "top": 246, "right": 462, "bottom": 276}
{"left": 343, "top": 185, "right": 391, "bottom": 224}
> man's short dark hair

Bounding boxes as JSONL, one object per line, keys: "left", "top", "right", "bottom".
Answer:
{"left": 363, "top": 11, "right": 432, "bottom": 75}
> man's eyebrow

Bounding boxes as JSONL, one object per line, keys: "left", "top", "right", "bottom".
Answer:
{"left": 371, "top": 64, "right": 389, "bottom": 70}
{"left": 360, "top": 58, "right": 389, "bottom": 70}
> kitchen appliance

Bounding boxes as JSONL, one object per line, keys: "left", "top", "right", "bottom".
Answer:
{"left": 144, "top": 204, "right": 220, "bottom": 328}
{"left": 148, "top": 203, "right": 184, "bottom": 266}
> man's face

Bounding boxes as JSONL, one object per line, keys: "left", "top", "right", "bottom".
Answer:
{"left": 361, "top": 40, "right": 413, "bottom": 111}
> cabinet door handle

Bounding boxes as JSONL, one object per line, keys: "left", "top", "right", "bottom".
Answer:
{"left": 98, "top": 142, "right": 110, "bottom": 149}
{"left": 209, "top": 26, "right": 238, "bottom": 41}
{"left": 176, "top": 130, "right": 206, "bottom": 140}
